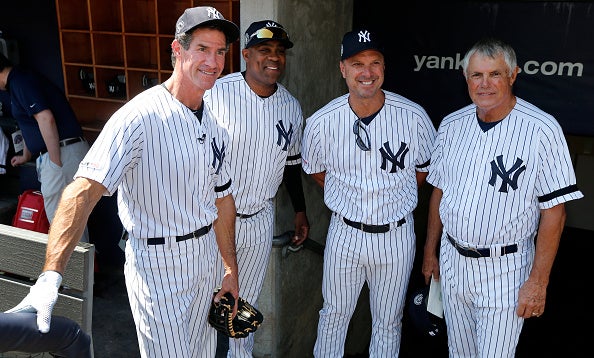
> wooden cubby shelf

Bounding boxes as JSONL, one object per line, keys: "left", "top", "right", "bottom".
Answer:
{"left": 56, "top": 0, "right": 240, "bottom": 142}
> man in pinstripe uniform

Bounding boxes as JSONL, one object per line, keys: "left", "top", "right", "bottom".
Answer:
{"left": 301, "top": 28, "right": 436, "bottom": 357}
{"left": 6, "top": 7, "right": 241, "bottom": 358}
{"left": 422, "top": 37, "right": 583, "bottom": 357}
{"left": 204, "top": 20, "right": 309, "bottom": 357}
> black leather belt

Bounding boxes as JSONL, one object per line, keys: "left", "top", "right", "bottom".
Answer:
{"left": 40, "top": 137, "right": 85, "bottom": 155}
{"left": 447, "top": 234, "right": 517, "bottom": 258}
{"left": 236, "top": 210, "right": 262, "bottom": 219}
{"left": 147, "top": 224, "right": 212, "bottom": 245}
{"left": 343, "top": 217, "right": 406, "bottom": 233}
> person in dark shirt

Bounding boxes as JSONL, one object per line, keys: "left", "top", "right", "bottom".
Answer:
{"left": 0, "top": 53, "right": 89, "bottom": 241}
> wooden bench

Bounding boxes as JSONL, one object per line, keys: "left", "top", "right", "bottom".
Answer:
{"left": 0, "top": 224, "right": 94, "bottom": 357}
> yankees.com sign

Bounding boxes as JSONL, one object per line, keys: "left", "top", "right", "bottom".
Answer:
{"left": 363, "top": 2, "right": 594, "bottom": 136}
{"left": 413, "top": 53, "right": 584, "bottom": 78}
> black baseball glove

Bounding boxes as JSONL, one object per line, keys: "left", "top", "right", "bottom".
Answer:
{"left": 208, "top": 287, "right": 264, "bottom": 338}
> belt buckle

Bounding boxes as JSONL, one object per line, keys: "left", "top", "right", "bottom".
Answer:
{"left": 456, "top": 242, "right": 482, "bottom": 257}
{"left": 465, "top": 246, "right": 483, "bottom": 258}
{"left": 359, "top": 222, "right": 365, "bottom": 231}
{"left": 191, "top": 230, "right": 198, "bottom": 240}
{"left": 451, "top": 235, "right": 483, "bottom": 257}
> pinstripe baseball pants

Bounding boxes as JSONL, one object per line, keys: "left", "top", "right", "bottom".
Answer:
{"left": 314, "top": 212, "right": 415, "bottom": 357}
{"left": 124, "top": 231, "right": 219, "bottom": 358}
{"left": 439, "top": 233, "right": 536, "bottom": 357}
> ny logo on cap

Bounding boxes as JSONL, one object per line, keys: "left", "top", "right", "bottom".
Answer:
{"left": 358, "top": 30, "right": 372, "bottom": 43}
{"left": 207, "top": 7, "right": 222, "bottom": 19}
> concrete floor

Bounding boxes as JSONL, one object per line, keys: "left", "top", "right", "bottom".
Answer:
{"left": 91, "top": 265, "right": 139, "bottom": 358}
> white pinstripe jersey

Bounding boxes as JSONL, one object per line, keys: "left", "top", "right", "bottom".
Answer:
{"left": 204, "top": 72, "right": 303, "bottom": 214}
{"left": 302, "top": 90, "right": 436, "bottom": 225}
{"left": 427, "top": 97, "right": 583, "bottom": 245}
{"left": 75, "top": 85, "right": 233, "bottom": 239}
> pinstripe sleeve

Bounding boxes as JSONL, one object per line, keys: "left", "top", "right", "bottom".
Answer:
{"left": 210, "top": 115, "right": 234, "bottom": 199}
{"left": 535, "top": 118, "right": 583, "bottom": 208}
{"left": 302, "top": 114, "right": 325, "bottom": 175}
{"left": 76, "top": 104, "right": 144, "bottom": 195}
{"left": 426, "top": 122, "right": 444, "bottom": 189}
{"left": 214, "top": 147, "right": 234, "bottom": 199}
{"left": 415, "top": 110, "right": 437, "bottom": 172}
{"left": 286, "top": 99, "right": 304, "bottom": 166}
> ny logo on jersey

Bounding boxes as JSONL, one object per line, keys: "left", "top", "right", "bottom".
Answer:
{"left": 211, "top": 137, "right": 226, "bottom": 174}
{"left": 379, "top": 141, "right": 409, "bottom": 173}
{"left": 275, "top": 121, "right": 293, "bottom": 151}
{"left": 488, "top": 155, "right": 526, "bottom": 193}
{"left": 357, "top": 30, "right": 372, "bottom": 43}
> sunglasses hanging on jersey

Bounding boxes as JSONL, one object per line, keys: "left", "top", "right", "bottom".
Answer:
{"left": 353, "top": 118, "right": 371, "bottom": 151}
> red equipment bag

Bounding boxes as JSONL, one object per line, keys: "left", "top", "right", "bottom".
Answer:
{"left": 12, "top": 189, "right": 50, "bottom": 234}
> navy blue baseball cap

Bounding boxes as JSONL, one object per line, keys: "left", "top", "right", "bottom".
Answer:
{"left": 340, "top": 28, "right": 384, "bottom": 60}
{"left": 244, "top": 20, "right": 294, "bottom": 49}
{"left": 175, "top": 6, "right": 239, "bottom": 43}
{"left": 407, "top": 286, "right": 446, "bottom": 338}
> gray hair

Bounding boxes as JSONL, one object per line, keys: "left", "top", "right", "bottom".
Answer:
{"left": 461, "top": 38, "right": 517, "bottom": 78}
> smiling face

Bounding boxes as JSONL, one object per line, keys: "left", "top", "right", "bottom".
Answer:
{"left": 340, "top": 49, "right": 385, "bottom": 100}
{"left": 173, "top": 27, "right": 229, "bottom": 94}
{"left": 465, "top": 52, "right": 518, "bottom": 121}
{"left": 242, "top": 40, "right": 287, "bottom": 96}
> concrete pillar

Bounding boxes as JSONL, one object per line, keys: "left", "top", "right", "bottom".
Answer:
{"left": 253, "top": 232, "right": 324, "bottom": 357}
